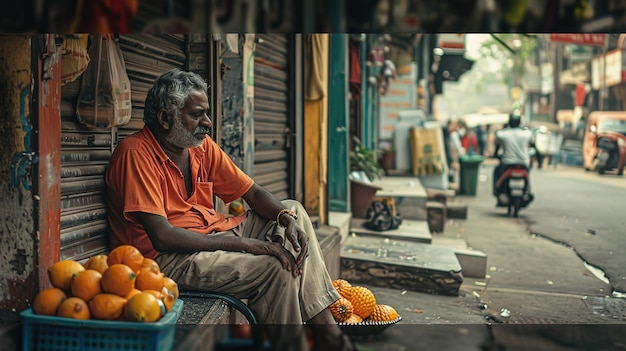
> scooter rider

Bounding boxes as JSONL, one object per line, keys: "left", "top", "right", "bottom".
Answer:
{"left": 492, "top": 110, "right": 533, "bottom": 202}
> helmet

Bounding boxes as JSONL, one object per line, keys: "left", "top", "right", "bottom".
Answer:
{"left": 508, "top": 110, "right": 522, "bottom": 128}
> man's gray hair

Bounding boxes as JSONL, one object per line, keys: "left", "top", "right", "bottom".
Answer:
{"left": 143, "top": 69, "right": 209, "bottom": 126}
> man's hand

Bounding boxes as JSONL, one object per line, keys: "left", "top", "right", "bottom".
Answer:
{"left": 246, "top": 240, "right": 301, "bottom": 277}
{"left": 282, "top": 217, "right": 309, "bottom": 276}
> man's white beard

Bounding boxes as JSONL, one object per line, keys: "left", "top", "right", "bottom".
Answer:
{"left": 166, "top": 116, "right": 205, "bottom": 149}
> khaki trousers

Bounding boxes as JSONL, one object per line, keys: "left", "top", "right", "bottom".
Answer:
{"left": 155, "top": 200, "right": 340, "bottom": 325}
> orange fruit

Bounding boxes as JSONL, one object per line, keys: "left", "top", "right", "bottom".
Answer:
{"left": 101, "top": 264, "right": 136, "bottom": 297}
{"left": 125, "top": 292, "right": 165, "bottom": 322}
{"left": 84, "top": 255, "right": 109, "bottom": 274}
{"left": 141, "top": 289, "right": 175, "bottom": 312}
{"left": 135, "top": 266, "right": 165, "bottom": 292}
{"left": 160, "top": 287, "right": 177, "bottom": 312}
{"left": 57, "top": 297, "right": 90, "bottom": 320}
{"left": 342, "top": 286, "right": 376, "bottom": 319}
{"left": 163, "top": 277, "right": 179, "bottom": 299}
{"left": 330, "top": 297, "right": 353, "bottom": 322}
{"left": 141, "top": 258, "right": 160, "bottom": 272}
{"left": 229, "top": 201, "right": 245, "bottom": 215}
{"left": 344, "top": 314, "right": 363, "bottom": 324}
{"left": 107, "top": 245, "right": 144, "bottom": 273}
{"left": 48, "top": 260, "right": 85, "bottom": 291}
{"left": 70, "top": 269, "right": 102, "bottom": 302}
{"left": 89, "top": 293, "right": 127, "bottom": 320}
{"left": 141, "top": 289, "right": 163, "bottom": 299}
{"left": 32, "top": 287, "right": 67, "bottom": 316}
{"left": 230, "top": 324, "right": 253, "bottom": 339}
{"left": 124, "top": 288, "right": 142, "bottom": 301}
{"left": 367, "top": 304, "right": 399, "bottom": 322}
{"left": 332, "top": 279, "right": 352, "bottom": 298}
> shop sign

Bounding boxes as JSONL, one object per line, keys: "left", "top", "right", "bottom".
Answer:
{"left": 604, "top": 49, "right": 622, "bottom": 87}
{"left": 569, "top": 45, "right": 594, "bottom": 62}
{"left": 436, "top": 34, "right": 465, "bottom": 54}
{"left": 549, "top": 34, "right": 606, "bottom": 46}
{"left": 591, "top": 55, "right": 603, "bottom": 90}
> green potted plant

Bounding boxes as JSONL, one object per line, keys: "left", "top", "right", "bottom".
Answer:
{"left": 349, "top": 136, "right": 383, "bottom": 182}
{"left": 349, "top": 136, "right": 383, "bottom": 218}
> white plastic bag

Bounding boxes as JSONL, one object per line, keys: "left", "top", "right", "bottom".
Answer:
{"left": 76, "top": 35, "right": 132, "bottom": 128}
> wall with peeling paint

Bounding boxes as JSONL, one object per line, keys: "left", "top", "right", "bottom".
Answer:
{"left": 0, "top": 36, "right": 35, "bottom": 314}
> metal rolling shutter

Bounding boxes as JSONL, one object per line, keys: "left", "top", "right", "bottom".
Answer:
{"left": 254, "top": 34, "right": 292, "bottom": 200}
{"left": 59, "top": 77, "right": 114, "bottom": 261}
{"left": 59, "top": 34, "right": 187, "bottom": 261}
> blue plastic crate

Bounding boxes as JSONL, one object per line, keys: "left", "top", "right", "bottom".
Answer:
{"left": 21, "top": 299, "right": 183, "bottom": 351}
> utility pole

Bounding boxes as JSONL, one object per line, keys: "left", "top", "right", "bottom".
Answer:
{"left": 599, "top": 38, "right": 608, "bottom": 111}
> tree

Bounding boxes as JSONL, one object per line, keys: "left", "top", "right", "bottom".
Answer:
{"left": 478, "top": 34, "right": 538, "bottom": 87}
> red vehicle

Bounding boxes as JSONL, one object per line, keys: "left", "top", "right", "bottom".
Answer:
{"left": 583, "top": 112, "right": 626, "bottom": 175}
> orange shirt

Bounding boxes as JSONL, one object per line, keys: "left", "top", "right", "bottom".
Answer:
{"left": 105, "top": 127, "right": 254, "bottom": 258}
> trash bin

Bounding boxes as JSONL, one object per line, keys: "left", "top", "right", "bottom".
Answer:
{"left": 459, "top": 154, "right": 484, "bottom": 196}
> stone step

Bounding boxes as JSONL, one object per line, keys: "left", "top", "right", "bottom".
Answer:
{"left": 447, "top": 201, "right": 468, "bottom": 219}
{"left": 371, "top": 176, "right": 428, "bottom": 221}
{"left": 425, "top": 188, "right": 457, "bottom": 204}
{"left": 339, "top": 235, "right": 463, "bottom": 296}
{"left": 426, "top": 201, "right": 446, "bottom": 234}
{"left": 431, "top": 237, "right": 487, "bottom": 279}
{"left": 349, "top": 218, "right": 432, "bottom": 244}
{"left": 315, "top": 223, "right": 342, "bottom": 280}
{"left": 328, "top": 211, "right": 352, "bottom": 244}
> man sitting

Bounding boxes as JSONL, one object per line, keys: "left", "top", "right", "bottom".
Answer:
{"left": 105, "top": 68, "right": 356, "bottom": 351}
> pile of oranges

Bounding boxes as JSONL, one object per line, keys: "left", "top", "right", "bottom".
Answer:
{"left": 32, "top": 245, "right": 180, "bottom": 323}
{"left": 329, "top": 279, "right": 399, "bottom": 323}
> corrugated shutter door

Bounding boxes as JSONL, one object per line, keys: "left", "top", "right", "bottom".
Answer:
{"left": 59, "top": 34, "right": 186, "bottom": 261}
{"left": 254, "top": 34, "right": 292, "bottom": 200}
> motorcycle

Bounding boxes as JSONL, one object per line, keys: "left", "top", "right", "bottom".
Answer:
{"left": 494, "top": 164, "right": 534, "bottom": 217}
{"left": 583, "top": 111, "right": 626, "bottom": 176}
{"left": 594, "top": 136, "right": 624, "bottom": 175}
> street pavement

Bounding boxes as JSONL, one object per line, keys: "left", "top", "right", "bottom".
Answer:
{"left": 351, "top": 159, "right": 626, "bottom": 351}
{"left": 523, "top": 163, "right": 626, "bottom": 294}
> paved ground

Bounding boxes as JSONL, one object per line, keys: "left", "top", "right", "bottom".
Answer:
{"left": 350, "top": 160, "right": 626, "bottom": 351}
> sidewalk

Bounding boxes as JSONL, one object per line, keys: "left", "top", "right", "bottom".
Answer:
{"left": 349, "top": 160, "right": 626, "bottom": 351}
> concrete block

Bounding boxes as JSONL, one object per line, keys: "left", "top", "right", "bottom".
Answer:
{"left": 425, "top": 188, "right": 456, "bottom": 204}
{"left": 329, "top": 211, "right": 352, "bottom": 244}
{"left": 350, "top": 218, "right": 432, "bottom": 244}
{"left": 455, "top": 248, "right": 487, "bottom": 278}
{"left": 394, "top": 197, "right": 428, "bottom": 221}
{"left": 372, "top": 176, "right": 428, "bottom": 221}
{"left": 340, "top": 235, "right": 463, "bottom": 296}
{"left": 447, "top": 201, "right": 468, "bottom": 219}
{"left": 426, "top": 201, "right": 446, "bottom": 234}
{"left": 430, "top": 236, "right": 487, "bottom": 278}
{"left": 316, "top": 224, "right": 342, "bottom": 280}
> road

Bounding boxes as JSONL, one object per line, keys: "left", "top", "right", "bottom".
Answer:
{"left": 348, "top": 161, "right": 626, "bottom": 350}
{"left": 523, "top": 164, "right": 626, "bottom": 294}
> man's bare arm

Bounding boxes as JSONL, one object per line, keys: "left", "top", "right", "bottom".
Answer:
{"left": 242, "top": 183, "right": 309, "bottom": 274}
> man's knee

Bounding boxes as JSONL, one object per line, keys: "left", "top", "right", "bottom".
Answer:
{"left": 281, "top": 199, "right": 304, "bottom": 212}
{"left": 264, "top": 259, "right": 296, "bottom": 287}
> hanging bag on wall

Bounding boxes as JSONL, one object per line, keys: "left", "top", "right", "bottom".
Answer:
{"left": 76, "top": 34, "right": 132, "bottom": 128}
{"left": 60, "top": 35, "right": 90, "bottom": 86}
